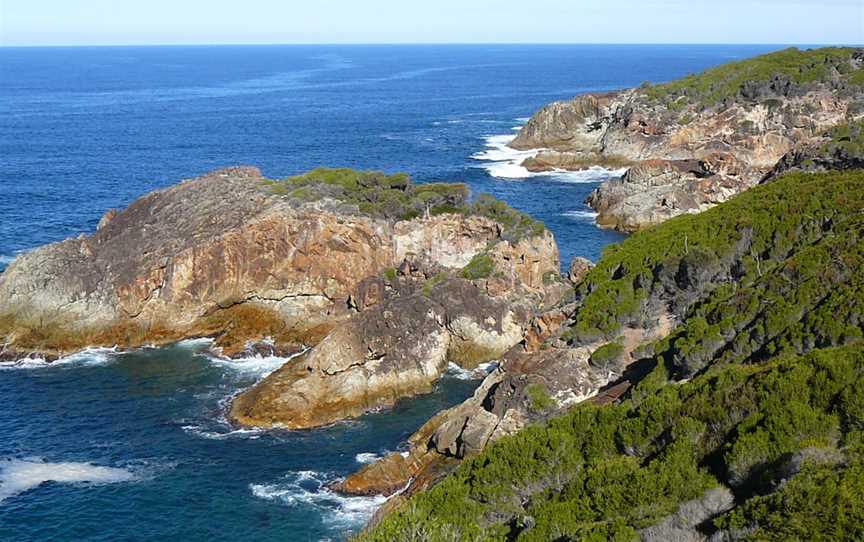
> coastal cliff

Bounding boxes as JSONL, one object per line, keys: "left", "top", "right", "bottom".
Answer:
{"left": 0, "top": 166, "right": 562, "bottom": 428}
{"left": 511, "top": 47, "right": 864, "bottom": 231}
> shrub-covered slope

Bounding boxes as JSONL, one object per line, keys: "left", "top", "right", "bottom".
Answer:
{"left": 642, "top": 46, "right": 864, "bottom": 106}
{"left": 359, "top": 169, "right": 864, "bottom": 541}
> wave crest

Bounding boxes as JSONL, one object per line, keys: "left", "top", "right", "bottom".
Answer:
{"left": 0, "top": 458, "right": 135, "bottom": 503}
{"left": 250, "top": 470, "right": 387, "bottom": 527}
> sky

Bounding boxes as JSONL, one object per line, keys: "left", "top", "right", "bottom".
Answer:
{"left": 0, "top": 0, "right": 862, "bottom": 46}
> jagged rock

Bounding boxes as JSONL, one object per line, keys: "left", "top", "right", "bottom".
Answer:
{"left": 512, "top": 48, "right": 864, "bottom": 231}
{"left": 229, "top": 271, "right": 541, "bottom": 429}
{"left": 336, "top": 295, "right": 678, "bottom": 500}
{"left": 567, "top": 256, "right": 594, "bottom": 284}
{"left": 763, "top": 119, "right": 864, "bottom": 182}
{"left": 586, "top": 155, "right": 754, "bottom": 232}
{"left": 0, "top": 167, "right": 556, "bottom": 361}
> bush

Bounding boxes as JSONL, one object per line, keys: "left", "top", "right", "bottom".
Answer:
{"left": 460, "top": 254, "right": 496, "bottom": 281}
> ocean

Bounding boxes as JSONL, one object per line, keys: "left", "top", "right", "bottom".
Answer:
{"left": 0, "top": 44, "right": 782, "bottom": 541}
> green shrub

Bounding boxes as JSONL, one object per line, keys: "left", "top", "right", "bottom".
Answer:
{"left": 360, "top": 345, "right": 864, "bottom": 541}
{"left": 526, "top": 383, "right": 556, "bottom": 412}
{"left": 263, "top": 168, "right": 545, "bottom": 240}
{"left": 460, "top": 254, "right": 496, "bottom": 281}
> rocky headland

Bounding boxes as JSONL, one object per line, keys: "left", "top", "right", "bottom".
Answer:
{"left": 510, "top": 47, "right": 864, "bottom": 231}
{"left": 0, "top": 166, "right": 567, "bottom": 429}
{"left": 358, "top": 163, "right": 864, "bottom": 541}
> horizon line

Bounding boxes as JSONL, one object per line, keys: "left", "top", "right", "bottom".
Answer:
{"left": 1, "top": 41, "right": 858, "bottom": 49}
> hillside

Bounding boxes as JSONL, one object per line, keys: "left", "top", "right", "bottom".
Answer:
{"left": 358, "top": 168, "right": 864, "bottom": 541}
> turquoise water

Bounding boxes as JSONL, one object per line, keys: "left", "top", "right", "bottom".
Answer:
{"left": 0, "top": 44, "right": 785, "bottom": 541}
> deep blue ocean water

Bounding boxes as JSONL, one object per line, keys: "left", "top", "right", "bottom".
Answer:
{"left": 0, "top": 44, "right": 785, "bottom": 541}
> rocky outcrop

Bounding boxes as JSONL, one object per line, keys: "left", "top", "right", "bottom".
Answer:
{"left": 566, "top": 256, "right": 594, "bottom": 285}
{"left": 763, "top": 119, "right": 864, "bottom": 181}
{"left": 511, "top": 47, "right": 864, "bottom": 231}
{"left": 0, "top": 167, "right": 558, "bottom": 369}
{"left": 586, "top": 154, "right": 752, "bottom": 231}
{"left": 336, "top": 292, "right": 674, "bottom": 507}
{"left": 0, "top": 164, "right": 565, "bottom": 431}
{"left": 228, "top": 258, "right": 559, "bottom": 429}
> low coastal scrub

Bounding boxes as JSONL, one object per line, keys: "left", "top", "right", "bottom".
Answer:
{"left": 642, "top": 47, "right": 864, "bottom": 106}
{"left": 568, "top": 169, "right": 864, "bottom": 352}
{"left": 264, "top": 168, "right": 467, "bottom": 220}
{"left": 360, "top": 345, "right": 864, "bottom": 541}
{"left": 264, "top": 168, "right": 545, "bottom": 241}
{"left": 820, "top": 118, "right": 864, "bottom": 160}
{"left": 460, "top": 253, "right": 496, "bottom": 281}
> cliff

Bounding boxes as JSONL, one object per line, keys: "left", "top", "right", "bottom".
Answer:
{"left": 0, "top": 166, "right": 564, "bottom": 428}
{"left": 357, "top": 167, "right": 864, "bottom": 540}
{"left": 511, "top": 47, "right": 864, "bottom": 231}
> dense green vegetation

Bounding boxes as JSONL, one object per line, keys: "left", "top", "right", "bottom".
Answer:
{"left": 264, "top": 168, "right": 545, "bottom": 241}
{"left": 362, "top": 346, "right": 864, "bottom": 541}
{"left": 360, "top": 168, "right": 864, "bottom": 541}
{"left": 642, "top": 47, "right": 863, "bottom": 106}
{"left": 567, "top": 169, "right": 864, "bottom": 358}
{"left": 264, "top": 167, "right": 467, "bottom": 220}
{"left": 819, "top": 118, "right": 864, "bottom": 159}
{"left": 460, "top": 253, "right": 496, "bottom": 280}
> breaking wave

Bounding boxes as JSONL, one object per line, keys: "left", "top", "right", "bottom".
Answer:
{"left": 563, "top": 209, "right": 599, "bottom": 222}
{"left": 250, "top": 470, "right": 387, "bottom": 527}
{"left": 472, "top": 129, "right": 627, "bottom": 182}
{"left": 0, "top": 458, "right": 135, "bottom": 503}
{"left": 446, "top": 361, "right": 498, "bottom": 380}
{"left": 205, "top": 349, "right": 306, "bottom": 380}
{"left": 0, "top": 347, "right": 118, "bottom": 371}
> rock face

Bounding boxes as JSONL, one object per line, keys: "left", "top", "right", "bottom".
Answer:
{"left": 511, "top": 47, "right": 864, "bottom": 231}
{"left": 0, "top": 165, "right": 561, "bottom": 429}
{"left": 336, "top": 293, "right": 673, "bottom": 507}
{"left": 586, "top": 155, "right": 752, "bottom": 231}
{"left": 0, "top": 168, "right": 557, "bottom": 362}
{"left": 228, "top": 261, "right": 557, "bottom": 429}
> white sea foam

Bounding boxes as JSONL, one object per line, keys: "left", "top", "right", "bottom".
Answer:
{"left": 472, "top": 132, "right": 627, "bottom": 182}
{"left": 563, "top": 209, "right": 599, "bottom": 222}
{"left": 250, "top": 470, "right": 387, "bottom": 526}
{"left": 355, "top": 452, "right": 383, "bottom": 464}
{"left": 205, "top": 349, "right": 305, "bottom": 379}
{"left": 0, "top": 458, "right": 135, "bottom": 503}
{"left": 181, "top": 424, "right": 265, "bottom": 441}
{"left": 175, "top": 337, "right": 215, "bottom": 349}
{"left": 0, "top": 255, "right": 14, "bottom": 266}
{"left": 0, "top": 347, "right": 117, "bottom": 371}
{"left": 446, "top": 361, "right": 498, "bottom": 380}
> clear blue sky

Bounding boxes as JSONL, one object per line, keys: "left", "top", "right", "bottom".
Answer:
{"left": 1, "top": 0, "right": 861, "bottom": 46}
